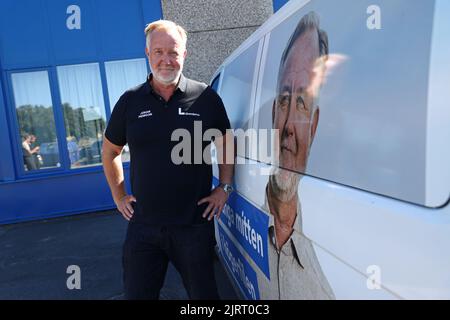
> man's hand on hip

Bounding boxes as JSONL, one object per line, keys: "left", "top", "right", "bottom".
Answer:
{"left": 198, "top": 187, "right": 229, "bottom": 221}
{"left": 116, "top": 195, "right": 137, "bottom": 221}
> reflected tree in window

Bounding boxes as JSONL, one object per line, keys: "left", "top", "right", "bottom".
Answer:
{"left": 57, "top": 63, "right": 107, "bottom": 168}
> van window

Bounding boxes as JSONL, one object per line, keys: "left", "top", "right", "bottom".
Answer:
{"left": 220, "top": 42, "right": 259, "bottom": 131}
{"left": 210, "top": 74, "right": 220, "bottom": 92}
{"left": 255, "top": 0, "right": 445, "bottom": 206}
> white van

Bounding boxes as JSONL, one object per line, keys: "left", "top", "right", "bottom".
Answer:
{"left": 210, "top": 0, "right": 450, "bottom": 299}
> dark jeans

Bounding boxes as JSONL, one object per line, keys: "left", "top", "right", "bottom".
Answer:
{"left": 122, "top": 221, "right": 219, "bottom": 300}
{"left": 23, "top": 155, "right": 37, "bottom": 171}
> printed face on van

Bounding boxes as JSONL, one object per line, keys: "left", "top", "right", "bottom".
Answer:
{"left": 146, "top": 28, "right": 186, "bottom": 85}
{"left": 273, "top": 28, "right": 320, "bottom": 179}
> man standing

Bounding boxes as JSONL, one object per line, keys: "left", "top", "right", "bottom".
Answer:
{"left": 262, "top": 12, "right": 335, "bottom": 299}
{"left": 102, "top": 20, "right": 234, "bottom": 300}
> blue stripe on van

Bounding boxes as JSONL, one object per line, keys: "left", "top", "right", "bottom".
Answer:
{"left": 213, "top": 177, "right": 270, "bottom": 280}
{"left": 218, "top": 223, "right": 260, "bottom": 300}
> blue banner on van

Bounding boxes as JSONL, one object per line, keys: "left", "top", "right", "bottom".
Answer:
{"left": 218, "top": 223, "right": 260, "bottom": 300}
{"left": 218, "top": 187, "right": 270, "bottom": 280}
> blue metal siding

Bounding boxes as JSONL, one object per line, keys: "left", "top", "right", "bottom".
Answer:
{"left": 0, "top": 73, "right": 15, "bottom": 182}
{"left": 47, "top": 0, "right": 98, "bottom": 64}
{"left": 0, "top": 170, "right": 132, "bottom": 224}
{"left": 141, "top": 0, "right": 163, "bottom": 29}
{"left": 0, "top": 0, "right": 52, "bottom": 69}
{"left": 0, "top": 0, "right": 158, "bottom": 69}
{"left": 97, "top": 0, "right": 146, "bottom": 60}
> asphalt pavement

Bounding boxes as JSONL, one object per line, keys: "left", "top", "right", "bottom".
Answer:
{"left": 0, "top": 210, "right": 239, "bottom": 300}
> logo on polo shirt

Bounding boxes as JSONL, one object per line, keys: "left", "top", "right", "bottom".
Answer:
{"left": 138, "top": 110, "right": 153, "bottom": 118}
{"left": 178, "top": 107, "right": 200, "bottom": 117}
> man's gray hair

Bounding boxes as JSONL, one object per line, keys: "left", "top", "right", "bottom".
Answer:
{"left": 144, "top": 19, "right": 187, "bottom": 50}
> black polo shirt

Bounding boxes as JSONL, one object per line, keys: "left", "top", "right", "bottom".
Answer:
{"left": 105, "top": 74, "right": 231, "bottom": 225}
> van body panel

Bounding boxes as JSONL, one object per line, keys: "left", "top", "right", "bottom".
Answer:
{"left": 426, "top": 0, "right": 450, "bottom": 207}
{"left": 212, "top": 0, "right": 450, "bottom": 299}
{"left": 300, "top": 176, "right": 450, "bottom": 299}
{"left": 217, "top": 160, "right": 450, "bottom": 299}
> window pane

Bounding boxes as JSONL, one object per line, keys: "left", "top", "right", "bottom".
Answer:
{"left": 220, "top": 42, "right": 259, "bottom": 160}
{"left": 11, "top": 71, "right": 60, "bottom": 171}
{"left": 105, "top": 58, "right": 148, "bottom": 163}
{"left": 221, "top": 42, "right": 258, "bottom": 131}
{"left": 57, "top": 63, "right": 107, "bottom": 168}
{"left": 105, "top": 58, "right": 148, "bottom": 109}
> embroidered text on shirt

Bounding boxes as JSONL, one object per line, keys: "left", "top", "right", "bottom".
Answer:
{"left": 138, "top": 110, "right": 153, "bottom": 118}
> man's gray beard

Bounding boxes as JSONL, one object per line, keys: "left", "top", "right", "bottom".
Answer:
{"left": 150, "top": 66, "right": 181, "bottom": 86}
{"left": 269, "top": 167, "right": 300, "bottom": 202}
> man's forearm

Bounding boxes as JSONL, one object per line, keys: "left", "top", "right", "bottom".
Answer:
{"left": 102, "top": 152, "right": 127, "bottom": 203}
{"left": 216, "top": 130, "right": 235, "bottom": 184}
{"left": 218, "top": 163, "right": 234, "bottom": 184}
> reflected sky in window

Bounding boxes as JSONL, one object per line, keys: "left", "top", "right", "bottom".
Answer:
{"left": 11, "top": 71, "right": 52, "bottom": 108}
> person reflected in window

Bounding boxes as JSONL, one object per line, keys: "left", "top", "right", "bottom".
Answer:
{"left": 29, "top": 134, "right": 42, "bottom": 169}
{"left": 67, "top": 136, "right": 80, "bottom": 166}
{"left": 22, "top": 133, "right": 40, "bottom": 171}
{"left": 261, "top": 11, "right": 335, "bottom": 299}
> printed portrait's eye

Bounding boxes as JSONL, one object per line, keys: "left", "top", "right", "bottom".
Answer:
{"left": 277, "top": 94, "right": 289, "bottom": 110}
{"left": 296, "top": 96, "right": 307, "bottom": 111}
{"left": 170, "top": 51, "right": 179, "bottom": 57}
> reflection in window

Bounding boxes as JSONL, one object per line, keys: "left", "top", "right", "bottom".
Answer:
{"left": 105, "top": 58, "right": 148, "bottom": 163}
{"left": 11, "top": 71, "right": 60, "bottom": 171}
{"left": 221, "top": 42, "right": 258, "bottom": 131}
{"left": 220, "top": 42, "right": 259, "bottom": 160}
{"left": 57, "top": 63, "right": 107, "bottom": 168}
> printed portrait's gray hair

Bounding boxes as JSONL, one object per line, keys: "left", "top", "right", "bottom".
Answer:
{"left": 279, "top": 11, "right": 329, "bottom": 71}
{"left": 275, "top": 11, "right": 329, "bottom": 108}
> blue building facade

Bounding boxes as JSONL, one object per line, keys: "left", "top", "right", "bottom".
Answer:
{"left": 0, "top": 0, "right": 286, "bottom": 224}
{"left": 273, "top": 0, "right": 289, "bottom": 12}
{"left": 0, "top": 0, "right": 162, "bottom": 224}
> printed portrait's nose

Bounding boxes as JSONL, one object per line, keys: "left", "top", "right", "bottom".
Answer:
{"left": 283, "top": 118, "right": 295, "bottom": 138}
{"left": 283, "top": 105, "right": 296, "bottom": 138}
